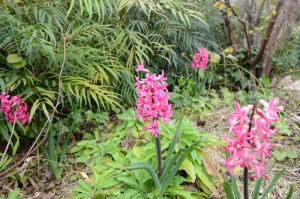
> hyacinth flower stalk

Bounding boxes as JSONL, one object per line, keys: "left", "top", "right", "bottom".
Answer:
{"left": 190, "top": 47, "right": 210, "bottom": 97}
{"left": 129, "top": 62, "right": 198, "bottom": 195}
{"left": 0, "top": 92, "right": 29, "bottom": 164}
{"left": 222, "top": 98, "right": 294, "bottom": 199}
{"left": 134, "top": 61, "right": 172, "bottom": 177}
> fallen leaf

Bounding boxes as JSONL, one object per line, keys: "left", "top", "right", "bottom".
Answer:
{"left": 28, "top": 176, "right": 39, "bottom": 192}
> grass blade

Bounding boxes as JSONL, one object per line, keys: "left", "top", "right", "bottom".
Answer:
{"left": 252, "top": 161, "right": 274, "bottom": 199}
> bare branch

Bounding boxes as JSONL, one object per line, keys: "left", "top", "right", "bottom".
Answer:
{"left": 250, "top": 0, "right": 284, "bottom": 67}
{"left": 225, "top": 0, "right": 252, "bottom": 58}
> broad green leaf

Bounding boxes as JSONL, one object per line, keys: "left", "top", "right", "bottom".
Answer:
{"left": 128, "top": 163, "right": 161, "bottom": 190}
{"left": 196, "top": 164, "right": 220, "bottom": 197}
{"left": 13, "top": 60, "right": 26, "bottom": 68}
{"left": 132, "top": 145, "right": 142, "bottom": 158}
{"left": 179, "top": 158, "right": 196, "bottom": 182}
{"left": 7, "top": 54, "right": 22, "bottom": 64}
{"left": 286, "top": 151, "right": 298, "bottom": 159}
{"left": 116, "top": 176, "right": 138, "bottom": 187}
{"left": 198, "top": 149, "right": 217, "bottom": 175}
{"left": 7, "top": 188, "right": 20, "bottom": 199}
{"left": 272, "top": 150, "right": 287, "bottom": 161}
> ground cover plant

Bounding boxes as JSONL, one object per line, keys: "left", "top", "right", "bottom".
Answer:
{"left": 0, "top": 0, "right": 299, "bottom": 198}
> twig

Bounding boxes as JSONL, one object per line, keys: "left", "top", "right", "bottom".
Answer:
{"left": 253, "top": 0, "right": 266, "bottom": 28}
{"left": 0, "top": 24, "right": 72, "bottom": 179}
{"left": 224, "top": 0, "right": 252, "bottom": 58}
{"left": 249, "top": 0, "right": 284, "bottom": 67}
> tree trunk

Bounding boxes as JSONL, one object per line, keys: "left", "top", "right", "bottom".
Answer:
{"left": 261, "top": 0, "right": 300, "bottom": 78}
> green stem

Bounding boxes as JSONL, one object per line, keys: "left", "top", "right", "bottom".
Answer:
{"left": 196, "top": 68, "right": 199, "bottom": 96}
{"left": 192, "top": 69, "right": 197, "bottom": 97}
{"left": 155, "top": 135, "right": 162, "bottom": 177}
{"left": 198, "top": 70, "right": 209, "bottom": 97}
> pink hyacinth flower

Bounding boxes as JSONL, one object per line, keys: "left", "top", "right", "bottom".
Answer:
{"left": 191, "top": 47, "right": 210, "bottom": 71}
{"left": 134, "top": 62, "right": 172, "bottom": 137}
{"left": 0, "top": 92, "right": 29, "bottom": 125}
{"left": 223, "top": 98, "right": 283, "bottom": 179}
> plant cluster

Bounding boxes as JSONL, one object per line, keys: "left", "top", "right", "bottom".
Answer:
{"left": 0, "top": 0, "right": 298, "bottom": 198}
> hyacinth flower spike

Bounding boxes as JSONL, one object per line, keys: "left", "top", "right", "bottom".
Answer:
{"left": 190, "top": 47, "right": 210, "bottom": 97}
{"left": 222, "top": 99, "right": 294, "bottom": 199}
{"left": 130, "top": 62, "right": 199, "bottom": 195}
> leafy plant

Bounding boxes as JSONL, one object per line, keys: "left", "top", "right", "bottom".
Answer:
{"left": 223, "top": 165, "right": 294, "bottom": 199}
{"left": 70, "top": 108, "right": 224, "bottom": 198}
{"left": 129, "top": 118, "right": 198, "bottom": 195}
{"left": 41, "top": 124, "right": 75, "bottom": 179}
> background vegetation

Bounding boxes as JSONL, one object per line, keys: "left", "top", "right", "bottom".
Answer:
{"left": 0, "top": 0, "right": 299, "bottom": 198}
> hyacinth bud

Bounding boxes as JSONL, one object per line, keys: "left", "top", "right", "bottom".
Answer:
{"left": 223, "top": 98, "right": 283, "bottom": 179}
{"left": 134, "top": 62, "right": 172, "bottom": 138}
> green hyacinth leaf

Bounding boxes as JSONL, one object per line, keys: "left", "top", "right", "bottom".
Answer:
{"left": 284, "top": 185, "right": 295, "bottom": 199}
{"left": 223, "top": 180, "right": 235, "bottom": 199}
{"left": 7, "top": 54, "right": 23, "bottom": 64}
{"left": 261, "top": 168, "right": 286, "bottom": 199}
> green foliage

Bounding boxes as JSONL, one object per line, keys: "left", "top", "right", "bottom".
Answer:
{"left": 276, "top": 118, "right": 293, "bottom": 136}
{"left": 272, "top": 150, "right": 298, "bottom": 161}
{"left": 223, "top": 160, "right": 294, "bottom": 199}
{"left": 39, "top": 120, "right": 76, "bottom": 179}
{"left": 0, "top": 188, "right": 21, "bottom": 199}
{"left": 70, "top": 108, "right": 224, "bottom": 198}
{"left": 0, "top": 121, "right": 20, "bottom": 172}
{"left": 129, "top": 119, "right": 200, "bottom": 195}
{"left": 0, "top": 0, "right": 212, "bottom": 113}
